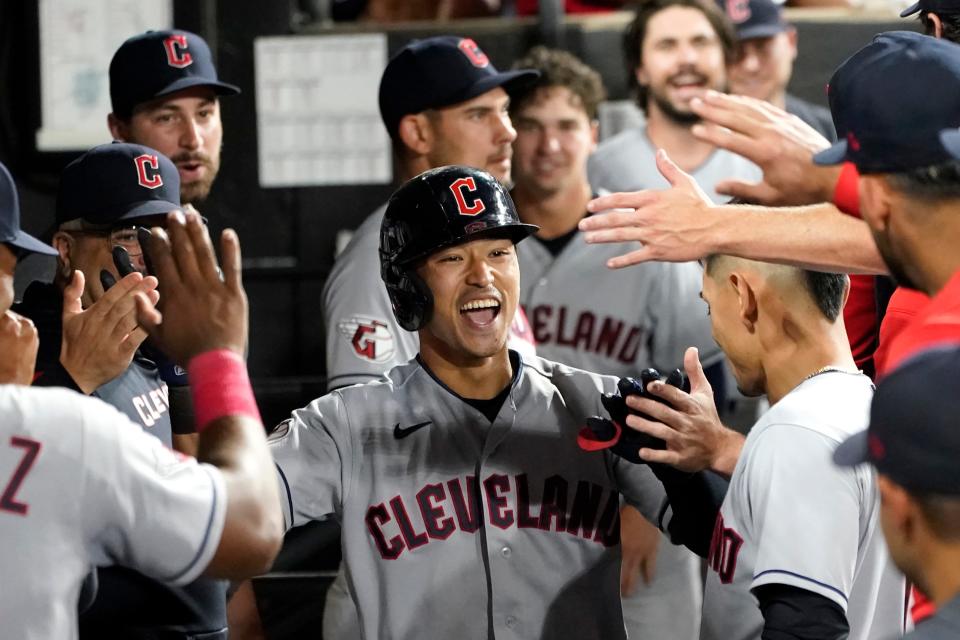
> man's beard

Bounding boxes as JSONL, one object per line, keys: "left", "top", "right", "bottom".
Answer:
{"left": 172, "top": 152, "right": 219, "bottom": 205}
{"left": 649, "top": 88, "right": 702, "bottom": 125}
{"left": 872, "top": 229, "right": 921, "bottom": 292}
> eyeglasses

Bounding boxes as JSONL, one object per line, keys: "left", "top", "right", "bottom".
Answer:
{"left": 68, "top": 226, "right": 143, "bottom": 258}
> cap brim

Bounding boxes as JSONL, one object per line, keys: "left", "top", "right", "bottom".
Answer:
{"left": 438, "top": 69, "right": 540, "bottom": 109}
{"left": 832, "top": 430, "right": 869, "bottom": 467}
{"left": 939, "top": 128, "right": 960, "bottom": 161}
{"left": 6, "top": 229, "right": 57, "bottom": 256}
{"left": 900, "top": 2, "right": 921, "bottom": 16}
{"left": 155, "top": 76, "right": 241, "bottom": 100}
{"left": 114, "top": 199, "right": 183, "bottom": 223}
{"left": 812, "top": 139, "right": 849, "bottom": 166}
{"left": 737, "top": 24, "right": 789, "bottom": 40}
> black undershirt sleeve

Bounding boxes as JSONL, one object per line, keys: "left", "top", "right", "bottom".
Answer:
{"left": 755, "top": 584, "right": 850, "bottom": 640}
{"left": 649, "top": 464, "right": 728, "bottom": 558}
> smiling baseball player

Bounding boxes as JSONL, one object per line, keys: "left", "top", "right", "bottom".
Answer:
{"left": 269, "top": 166, "right": 674, "bottom": 640}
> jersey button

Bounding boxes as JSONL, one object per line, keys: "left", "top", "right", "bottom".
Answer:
{"left": 506, "top": 615, "right": 517, "bottom": 627}
{"left": 538, "top": 278, "right": 548, "bottom": 287}
{"left": 500, "top": 545, "right": 511, "bottom": 558}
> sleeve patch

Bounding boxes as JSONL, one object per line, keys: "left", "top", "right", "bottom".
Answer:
{"left": 337, "top": 316, "right": 396, "bottom": 363}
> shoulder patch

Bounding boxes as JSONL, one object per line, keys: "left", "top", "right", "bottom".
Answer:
{"left": 268, "top": 418, "right": 292, "bottom": 443}
{"left": 337, "top": 315, "right": 396, "bottom": 363}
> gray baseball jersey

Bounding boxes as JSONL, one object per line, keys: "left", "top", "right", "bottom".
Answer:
{"left": 270, "top": 352, "right": 672, "bottom": 640}
{"left": 517, "top": 232, "right": 721, "bottom": 374}
{"left": 0, "top": 385, "right": 226, "bottom": 640}
{"left": 587, "top": 125, "right": 762, "bottom": 203}
{"left": 323, "top": 206, "right": 536, "bottom": 391}
{"left": 702, "top": 371, "right": 905, "bottom": 640}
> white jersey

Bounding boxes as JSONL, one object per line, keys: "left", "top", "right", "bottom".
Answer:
{"left": 588, "top": 125, "right": 762, "bottom": 204}
{"left": 702, "top": 371, "right": 905, "bottom": 640}
{"left": 0, "top": 385, "right": 226, "bottom": 640}
{"left": 322, "top": 205, "right": 536, "bottom": 391}
{"left": 517, "top": 231, "right": 721, "bottom": 374}
{"left": 270, "top": 352, "right": 671, "bottom": 640}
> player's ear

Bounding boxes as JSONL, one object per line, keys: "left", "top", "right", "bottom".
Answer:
{"left": 878, "top": 475, "right": 916, "bottom": 542}
{"left": 397, "top": 113, "right": 433, "bottom": 156}
{"left": 729, "top": 271, "right": 758, "bottom": 331}
{"left": 107, "top": 113, "right": 130, "bottom": 142}
{"left": 589, "top": 120, "right": 600, "bottom": 151}
{"left": 859, "top": 175, "right": 894, "bottom": 233}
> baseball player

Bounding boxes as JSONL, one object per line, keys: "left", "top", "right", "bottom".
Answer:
{"left": 107, "top": 29, "right": 239, "bottom": 207}
{"left": 508, "top": 46, "right": 720, "bottom": 640}
{"left": 617, "top": 254, "right": 905, "bottom": 640}
{"left": 13, "top": 143, "right": 232, "bottom": 640}
{"left": 0, "top": 178, "right": 283, "bottom": 639}
{"left": 271, "top": 166, "right": 672, "bottom": 640}
{"left": 310, "top": 35, "right": 539, "bottom": 639}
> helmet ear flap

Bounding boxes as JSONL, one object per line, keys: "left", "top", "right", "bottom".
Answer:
{"left": 384, "top": 261, "right": 433, "bottom": 331}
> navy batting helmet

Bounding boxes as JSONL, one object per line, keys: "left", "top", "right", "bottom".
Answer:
{"left": 380, "top": 166, "right": 538, "bottom": 331}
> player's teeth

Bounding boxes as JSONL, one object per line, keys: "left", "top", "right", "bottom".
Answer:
{"left": 460, "top": 299, "right": 500, "bottom": 311}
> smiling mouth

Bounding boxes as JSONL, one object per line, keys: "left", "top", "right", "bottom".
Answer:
{"left": 460, "top": 298, "right": 501, "bottom": 326}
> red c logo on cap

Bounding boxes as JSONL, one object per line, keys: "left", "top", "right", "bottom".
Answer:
{"left": 458, "top": 38, "right": 489, "bottom": 68}
{"left": 450, "top": 177, "right": 486, "bottom": 216}
{"left": 725, "top": 0, "right": 751, "bottom": 23}
{"left": 163, "top": 34, "right": 193, "bottom": 68}
{"left": 135, "top": 155, "right": 163, "bottom": 190}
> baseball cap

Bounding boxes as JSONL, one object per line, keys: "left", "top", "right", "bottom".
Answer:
{"left": 834, "top": 346, "right": 960, "bottom": 494}
{"left": 901, "top": 0, "right": 960, "bottom": 17}
{"left": 56, "top": 143, "right": 182, "bottom": 226}
{"left": 110, "top": 29, "right": 240, "bottom": 118}
{"left": 0, "top": 162, "right": 56, "bottom": 256}
{"left": 719, "top": 0, "right": 789, "bottom": 40}
{"left": 813, "top": 31, "right": 960, "bottom": 174}
{"left": 378, "top": 35, "right": 539, "bottom": 139}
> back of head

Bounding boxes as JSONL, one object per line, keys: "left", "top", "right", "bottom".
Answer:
{"left": 704, "top": 254, "right": 847, "bottom": 322}
{"left": 110, "top": 29, "right": 240, "bottom": 120}
{"left": 509, "top": 46, "right": 607, "bottom": 121}
{"left": 380, "top": 166, "right": 537, "bottom": 330}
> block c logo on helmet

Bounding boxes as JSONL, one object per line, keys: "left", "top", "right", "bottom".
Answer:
{"left": 449, "top": 177, "right": 486, "bottom": 217}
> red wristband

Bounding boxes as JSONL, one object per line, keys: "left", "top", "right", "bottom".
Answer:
{"left": 832, "top": 162, "right": 861, "bottom": 218}
{"left": 187, "top": 349, "right": 261, "bottom": 432}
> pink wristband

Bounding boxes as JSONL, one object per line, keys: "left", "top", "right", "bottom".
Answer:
{"left": 187, "top": 349, "right": 261, "bottom": 432}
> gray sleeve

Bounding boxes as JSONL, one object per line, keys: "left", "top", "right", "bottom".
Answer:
{"left": 745, "top": 425, "right": 862, "bottom": 611}
{"left": 648, "top": 261, "right": 722, "bottom": 371}
{"left": 322, "top": 233, "right": 419, "bottom": 391}
{"left": 611, "top": 457, "right": 670, "bottom": 527}
{"left": 269, "top": 393, "right": 354, "bottom": 530}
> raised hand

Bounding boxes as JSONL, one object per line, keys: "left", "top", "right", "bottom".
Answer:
{"left": 624, "top": 347, "right": 743, "bottom": 477}
{"left": 60, "top": 269, "right": 160, "bottom": 394}
{"left": 0, "top": 310, "right": 39, "bottom": 385}
{"left": 135, "top": 211, "right": 247, "bottom": 365}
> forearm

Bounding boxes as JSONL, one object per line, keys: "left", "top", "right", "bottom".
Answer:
{"left": 756, "top": 584, "right": 850, "bottom": 640}
{"left": 711, "top": 203, "right": 887, "bottom": 275}
{"left": 653, "top": 465, "right": 728, "bottom": 558}
{"left": 201, "top": 416, "right": 284, "bottom": 580}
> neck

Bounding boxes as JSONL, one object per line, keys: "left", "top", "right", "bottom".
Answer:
{"left": 399, "top": 157, "right": 431, "bottom": 183}
{"left": 645, "top": 104, "right": 715, "bottom": 173}
{"left": 768, "top": 90, "right": 786, "bottom": 110}
{"left": 920, "top": 544, "right": 960, "bottom": 608}
{"left": 512, "top": 179, "right": 591, "bottom": 239}
{"left": 908, "top": 234, "right": 960, "bottom": 297}
{"left": 761, "top": 315, "right": 857, "bottom": 405}
{"left": 418, "top": 340, "right": 513, "bottom": 399}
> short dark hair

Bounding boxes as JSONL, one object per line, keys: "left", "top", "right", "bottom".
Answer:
{"left": 920, "top": 11, "right": 960, "bottom": 44}
{"left": 803, "top": 271, "right": 848, "bottom": 322}
{"left": 886, "top": 159, "right": 960, "bottom": 201}
{"left": 623, "top": 0, "right": 736, "bottom": 113}
{"left": 510, "top": 46, "right": 607, "bottom": 120}
{"left": 915, "top": 492, "right": 960, "bottom": 541}
{"left": 705, "top": 254, "right": 848, "bottom": 322}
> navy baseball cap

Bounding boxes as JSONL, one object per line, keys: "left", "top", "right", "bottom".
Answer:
{"left": 901, "top": 0, "right": 960, "bottom": 17}
{"left": 719, "top": 0, "right": 789, "bottom": 40}
{"left": 56, "top": 143, "right": 181, "bottom": 226}
{"left": 835, "top": 347, "right": 960, "bottom": 494}
{"left": 813, "top": 31, "right": 960, "bottom": 174}
{"left": 0, "top": 162, "right": 56, "bottom": 256}
{"left": 379, "top": 36, "right": 539, "bottom": 139}
{"left": 110, "top": 30, "right": 240, "bottom": 118}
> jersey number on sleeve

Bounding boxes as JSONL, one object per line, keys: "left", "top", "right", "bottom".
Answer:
{"left": 1, "top": 437, "right": 41, "bottom": 516}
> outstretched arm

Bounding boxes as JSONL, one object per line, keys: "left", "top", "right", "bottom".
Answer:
{"left": 581, "top": 150, "right": 886, "bottom": 275}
